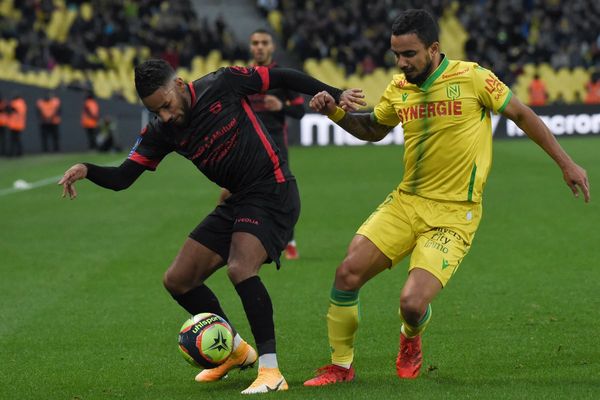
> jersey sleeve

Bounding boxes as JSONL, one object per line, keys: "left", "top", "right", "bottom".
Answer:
{"left": 221, "top": 66, "right": 270, "bottom": 97}
{"left": 283, "top": 89, "right": 305, "bottom": 119}
{"left": 472, "top": 65, "right": 513, "bottom": 113}
{"left": 127, "top": 122, "right": 173, "bottom": 171}
{"left": 372, "top": 80, "right": 401, "bottom": 127}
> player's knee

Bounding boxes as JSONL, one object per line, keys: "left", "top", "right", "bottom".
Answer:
{"left": 400, "top": 293, "right": 428, "bottom": 325}
{"left": 226, "top": 261, "right": 256, "bottom": 285}
{"left": 334, "top": 261, "right": 363, "bottom": 291}
{"left": 163, "top": 268, "right": 189, "bottom": 295}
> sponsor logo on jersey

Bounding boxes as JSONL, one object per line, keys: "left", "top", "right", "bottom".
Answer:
{"left": 484, "top": 75, "right": 504, "bottom": 96}
{"left": 441, "top": 67, "right": 469, "bottom": 79}
{"left": 396, "top": 100, "right": 462, "bottom": 123}
{"left": 235, "top": 217, "right": 260, "bottom": 225}
{"left": 395, "top": 78, "right": 407, "bottom": 88}
{"left": 191, "top": 117, "right": 238, "bottom": 160}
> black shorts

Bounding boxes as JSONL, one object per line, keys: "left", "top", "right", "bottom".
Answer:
{"left": 189, "top": 180, "right": 300, "bottom": 268}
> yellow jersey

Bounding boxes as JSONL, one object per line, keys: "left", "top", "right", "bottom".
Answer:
{"left": 373, "top": 56, "right": 512, "bottom": 203}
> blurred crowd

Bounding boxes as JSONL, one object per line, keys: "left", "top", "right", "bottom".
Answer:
{"left": 0, "top": 0, "right": 246, "bottom": 71}
{"left": 273, "top": 0, "right": 600, "bottom": 86}
{"left": 460, "top": 0, "right": 600, "bottom": 85}
{"left": 275, "top": 0, "right": 451, "bottom": 76}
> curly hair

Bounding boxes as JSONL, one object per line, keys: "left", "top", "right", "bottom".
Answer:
{"left": 134, "top": 59, "right": 175, "bottom": 98}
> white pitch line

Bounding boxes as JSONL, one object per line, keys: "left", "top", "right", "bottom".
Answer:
{"left": 0, "top": 175, "right": 64, "bottom": 197}
{"left": 0, "top": 159, "right": 123, "bottom": 197}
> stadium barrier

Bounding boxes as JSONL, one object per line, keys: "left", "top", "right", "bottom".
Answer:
{"left": 2, "top": 79, "right": 598, "bottom": 154}
{"left": 296, "top": 105, "right": 600, "bottom": 146}
{"left": 0, "top": 80, "right": 143, "bottom": 155}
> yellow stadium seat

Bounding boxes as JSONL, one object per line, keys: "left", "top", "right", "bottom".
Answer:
{"left": 176, "top": 67, "right": 190, "bottom": 82}
{"left": 303, "top": 58, "right": 319, "bottom": 74}
{"left": 80, "top": 2, "right": 93, "bottom": 21}
{"left": 268, "top": 10, "right": 282, "bottom": 34}
{"left": 138, "top": 47, "right": 151, "bottom": 60}
{"left": 205, "top": 50, "right": 222, "bottom": 67}
{"left": 0, "top": 0, "right": 14, "bottom": 17}
{"left": 522, "top": 64, "right": 537, "bottom": 77}
{"left": 572, "top": 67, "right": 590, "bottom": 85}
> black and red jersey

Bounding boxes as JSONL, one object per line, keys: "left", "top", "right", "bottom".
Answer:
{"left": 128, "top": 66, "right": 293, "bottom": 194}
{"left": 247, "top": 62, "right": 304, "bottom": 153}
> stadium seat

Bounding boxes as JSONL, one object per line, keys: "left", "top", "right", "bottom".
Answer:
{"left": 268, "top": 10, "right": 283, "bottom": 34}
{"left": 439, "top": 6, "right": 467, "bottom": 60}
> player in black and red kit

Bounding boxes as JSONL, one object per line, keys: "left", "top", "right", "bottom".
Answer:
{"left": 220, "top": 28, "right": 304, "bottom": 259}
{"left": 59, "top": 59, "right": 365, "bottom": 394}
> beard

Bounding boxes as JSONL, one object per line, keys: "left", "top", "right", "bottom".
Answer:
{"left": 174, "top": 93, "right": 192, "bottom": 128}
{"left": 404, "top": 57, "right": 433, "bottom": 86}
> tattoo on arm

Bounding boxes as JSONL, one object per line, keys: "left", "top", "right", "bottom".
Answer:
{"left": 336, "top": 113, "right": 392, "bottom": 142}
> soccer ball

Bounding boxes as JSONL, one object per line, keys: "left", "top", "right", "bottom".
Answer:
{"left": 178, "top": 313, "right": 233, "bottom": 369}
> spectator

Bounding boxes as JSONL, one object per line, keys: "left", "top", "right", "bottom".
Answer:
{"left": 1, "top": 0, "right": 241, "bottom": 72}
{"left": 7, "top": 94, "right": 27, "bottom": 158}
{"left": 36, "top": 91, "right": 61, "bottom": 152}
{"left": 584, "top": 71, "right": 600, "bottom": 104}
{"left": 528, "top": 73, "right": 548, "bottom": 106}
{"left": 96, "top": 115, "right": 121, "bottom": 153}
{"left": 81, "top": 93, "right": 100, "bottom": 150}
{"left": 0, "top": 93, "right": 7, "bottom": 157}
{"left": 273, "top": 0, "right": 600, "bottom": 84}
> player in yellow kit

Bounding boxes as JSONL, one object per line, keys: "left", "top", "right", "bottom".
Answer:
{"left": 304, "top": 9, "right": 590, "bottom": 386}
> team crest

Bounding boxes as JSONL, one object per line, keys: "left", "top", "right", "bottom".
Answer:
{"left": 446, "top": 83, "right": 461, "bottom": 100}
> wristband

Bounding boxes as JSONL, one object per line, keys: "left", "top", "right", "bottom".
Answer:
{"left": 327, "top": 106, "right": 346, "bottom": 122}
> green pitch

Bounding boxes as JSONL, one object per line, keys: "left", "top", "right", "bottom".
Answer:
{"left": 0, "top": 139, "right": 598, "bottom": 399}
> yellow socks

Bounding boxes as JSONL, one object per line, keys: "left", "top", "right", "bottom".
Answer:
{"left": 327, "top": 287, "right": 359, "bottom": 367}
{"left": 401, "top": 304, "right": 432, "bottom": 338}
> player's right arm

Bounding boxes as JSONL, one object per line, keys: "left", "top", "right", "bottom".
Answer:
{"left": 59, "top": 160, "right": 146, "bottom": 199}
{"left": 309, "top": 91, "right": 393, "bottom": 142}
{"left": 222, "top": 66, "right": 366, "bottom": 111}
{"left": 59, "top": 122, "right": 172, "bottom": 199}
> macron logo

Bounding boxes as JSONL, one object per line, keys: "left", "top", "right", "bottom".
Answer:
{"left": 235, "top": 217, "right": 260, "bottom": 225}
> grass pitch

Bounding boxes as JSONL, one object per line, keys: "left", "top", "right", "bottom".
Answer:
{"left": 0, "top": 138, "right": 598, "bottom": 399}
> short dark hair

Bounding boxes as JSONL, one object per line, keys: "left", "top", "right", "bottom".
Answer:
{"left": 391, "top": 9, "right": 439, "bottom": 47}
{"left": 250, "top": 28, "right": 273, "bottom": 38}
{"left": 135, "top": 59, "right": 175, "bottom": 98}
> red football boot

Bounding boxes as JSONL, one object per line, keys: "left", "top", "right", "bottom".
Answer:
{"left": 396, "top": 333, "right": 422, "bottom": 379}
{"left": 304, "top": 364, "right": 355, "bottom": 386}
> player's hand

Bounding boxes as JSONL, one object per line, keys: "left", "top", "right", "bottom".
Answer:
{"left": 562, "top": 162, "right": 590, "bottom": 203}
{"left": 58, "top": 163, "right": 88, "bottom": 199}
{"left": 263, "top": 95, "right": 283, "bottom": 111}
{"left": 309, "top": 91, "right": 337, "bottom": 115}
{"left": 339, "top": 88, "right": 366, "bottom": 111}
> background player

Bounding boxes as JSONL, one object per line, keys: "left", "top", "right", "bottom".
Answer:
{"left": 219, "top": 28, "right": 305, "bottom": 260}
{"left": 59, "top": 59, "right": 365, "bottom": 394}
{"left": 303, "top": 9, "right": 590, "bottom": 386}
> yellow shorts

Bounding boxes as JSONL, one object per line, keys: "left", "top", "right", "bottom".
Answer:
{"left": 356, "top": 189, "right": 482, "bottom": 287}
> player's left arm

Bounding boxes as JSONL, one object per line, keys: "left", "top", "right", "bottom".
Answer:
{"left": 501, "top": 96, "right": 590, "bottom": 202}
